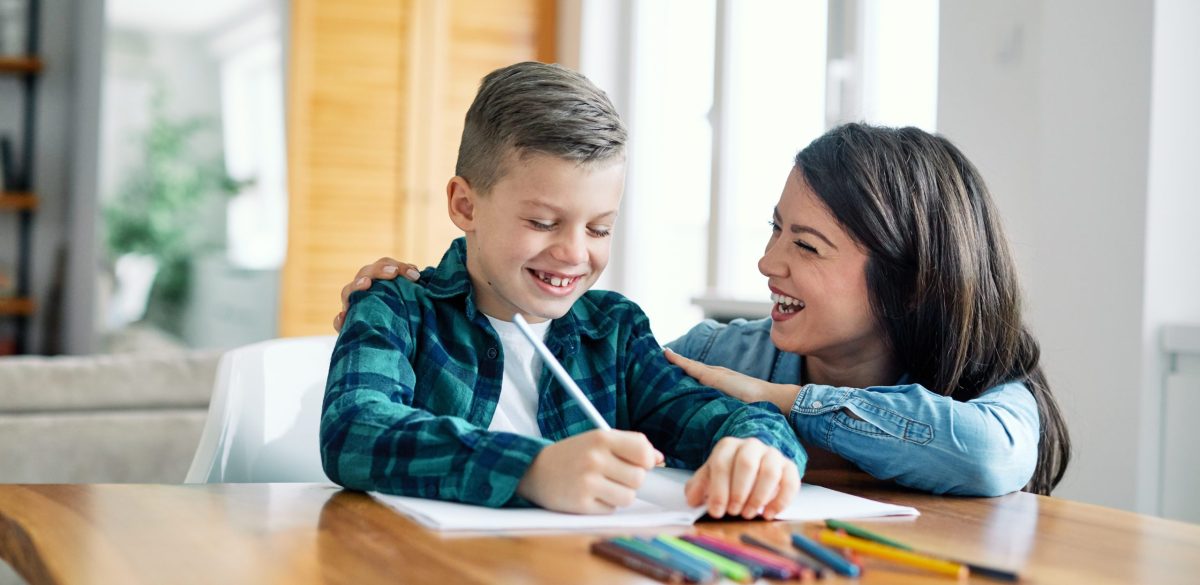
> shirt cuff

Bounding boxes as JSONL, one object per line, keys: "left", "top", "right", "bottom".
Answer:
{"left": 788, "top": 384, "right": 854, "bottom": 450}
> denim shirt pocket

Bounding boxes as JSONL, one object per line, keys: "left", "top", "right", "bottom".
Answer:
{"left": 835, "top": 397, "right": 934, "bottom": 445}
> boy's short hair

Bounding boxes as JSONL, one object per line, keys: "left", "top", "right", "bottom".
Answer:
{"left": 456, "top": 61, "right": 627, "bottom": 194}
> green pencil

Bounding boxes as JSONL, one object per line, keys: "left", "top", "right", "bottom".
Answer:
{"left": 825, "top": 518, "right": 914, "bottom": 550}
{"left": 655, "top": 535, "right": 754, "bottom": 583}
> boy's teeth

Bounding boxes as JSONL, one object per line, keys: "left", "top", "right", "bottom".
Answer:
{"left": 536, "top": 271, "right": 574, "bottom": 288}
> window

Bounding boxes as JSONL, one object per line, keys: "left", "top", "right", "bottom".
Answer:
{"left": 576, "top": 0, "right": 939, "bottom": 341}
{"left": 212, "top": 10, "right": 287, "bottom": 270}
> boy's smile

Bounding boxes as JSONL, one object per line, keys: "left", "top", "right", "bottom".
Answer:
{"left": 448, "top": 152, "right": 626, "bottom": 323}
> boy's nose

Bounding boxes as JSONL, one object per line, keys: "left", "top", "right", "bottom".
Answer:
{"left": 553, "top": 230, "right": 589, "bottom": 265}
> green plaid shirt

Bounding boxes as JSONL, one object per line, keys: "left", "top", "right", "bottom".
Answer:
{"left": 321, "top": 238, "right": 806, "bottom": 507}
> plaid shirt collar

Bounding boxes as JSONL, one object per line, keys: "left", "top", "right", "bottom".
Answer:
{"left": 422, "top": 237, "right": 619, "bottom": 355}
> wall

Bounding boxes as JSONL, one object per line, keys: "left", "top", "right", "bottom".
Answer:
{"left": 1141, "top": 0, "right": 1200, "bottom": 515}
{"left": 63, "top": 0, "right": 103, "bottom": 355}
{"left": 938, "top": 0, "right": 1200, "bottom": 513}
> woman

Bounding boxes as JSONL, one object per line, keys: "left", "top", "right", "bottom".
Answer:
{"left": 335, "top": 123, "right": 1071, "bottom": 496}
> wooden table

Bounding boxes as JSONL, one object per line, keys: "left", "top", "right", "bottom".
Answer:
{"left": 1, "top": 471, "right": 1198, "bottom": 584}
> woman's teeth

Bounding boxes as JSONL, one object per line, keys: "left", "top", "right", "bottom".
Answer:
{"left": 771, "top": 292, "right": 805, "bottom": 313}
{"left": 535, "top": 270, "right": 578, "bottom": 288}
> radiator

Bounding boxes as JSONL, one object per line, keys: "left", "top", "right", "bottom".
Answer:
{"left": 1162, "top": 325, "right": 1200, "bottom": 523}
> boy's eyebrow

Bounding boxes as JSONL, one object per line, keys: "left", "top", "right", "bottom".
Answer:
{"left": 521, "top": 200, "right": 619, "bottom": 221}
{"left": 774, "top": 207, "right": 838, "bottom": 250}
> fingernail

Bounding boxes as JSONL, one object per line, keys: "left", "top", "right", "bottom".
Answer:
{"left": 406, "top": 268, "right": 421, "bottom": 281}
{"left": 381, "top": 265, "right": 398, "bottom": 276}
{"left": 356, "top": 277, "right": 369, "bottom": 287}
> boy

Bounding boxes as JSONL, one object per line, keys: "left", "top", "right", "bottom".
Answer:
{"left": 322, "top": 62, "right": 805, "bottom": 518}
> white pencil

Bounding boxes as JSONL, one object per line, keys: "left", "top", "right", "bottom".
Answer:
{"left": 511, "top": 314, "right": 611, "bottom": 430}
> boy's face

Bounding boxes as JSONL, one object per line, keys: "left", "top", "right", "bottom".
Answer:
{"left": 449, "top": 152, "right": 625, "bottom": 323}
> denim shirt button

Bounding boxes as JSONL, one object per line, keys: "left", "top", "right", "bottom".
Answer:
{"left": 811, "top": 401, "right": 823, "bottom": 408}
{"left": 486, "top": 347, "right": 498, "bottom": 359}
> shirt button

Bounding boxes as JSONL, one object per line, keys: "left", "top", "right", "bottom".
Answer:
{"left": 811, "top": 401, "right": 823, "bottom": 408}
{"left": 486, "top": 347, "right": 498, "bottom": 359}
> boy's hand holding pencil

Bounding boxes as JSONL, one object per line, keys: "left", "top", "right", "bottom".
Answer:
{"left": 516, "top": 429, "right": 663, "bottom": 514}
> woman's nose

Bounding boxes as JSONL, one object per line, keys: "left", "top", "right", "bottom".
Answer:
{"left": 758, "top": 238, "right": 787, "bottom": 278}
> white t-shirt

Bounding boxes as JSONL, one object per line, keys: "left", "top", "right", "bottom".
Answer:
{"left": 484, "top": 315, "right": 551, "bottom": 438}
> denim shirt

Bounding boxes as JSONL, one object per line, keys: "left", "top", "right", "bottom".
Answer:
{"left": 666, "top": 318, "right": 1040, "bottom": 496}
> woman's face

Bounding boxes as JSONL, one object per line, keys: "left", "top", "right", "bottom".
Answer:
{"left": 759, "top": 168, "right": 885, "bottom": 362}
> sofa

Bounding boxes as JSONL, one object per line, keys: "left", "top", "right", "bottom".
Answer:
{"left": 0, "top": 349, "right": 222, "bottom": 484}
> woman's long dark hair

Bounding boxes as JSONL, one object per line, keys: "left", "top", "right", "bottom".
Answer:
{"left": 795, "top": 123, "right": 1070, "bottom": 495}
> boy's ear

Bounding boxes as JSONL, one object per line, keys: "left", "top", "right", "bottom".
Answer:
{"left": 446, "top": 176, "right": 476, "bottom": 231}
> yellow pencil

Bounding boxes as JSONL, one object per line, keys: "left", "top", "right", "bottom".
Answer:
{"left": 817, "top": 529, "right": 969, "bottom": 579}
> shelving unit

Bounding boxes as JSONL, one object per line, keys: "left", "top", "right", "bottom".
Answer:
{"left": 0, "top": 0, "right": 42, "bottom": 354}
{"left": 0, "top": 56, "right": 41, "bottom": 73}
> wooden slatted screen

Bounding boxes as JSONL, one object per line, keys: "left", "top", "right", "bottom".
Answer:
{"left": 282, "top": 0, "right": 555, "bottom": 336}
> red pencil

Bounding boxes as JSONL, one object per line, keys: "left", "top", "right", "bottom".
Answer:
{"left": 686, "top": 534, "right": 810, "bottom": 580}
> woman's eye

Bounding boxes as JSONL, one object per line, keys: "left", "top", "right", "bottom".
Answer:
{"left": 768, "top": 220, "right": 782, "bottom": 233}
{"left": 528, "top": 220, "right": 555, "bottom": 231}
{"left": 794, "top": 240, "right": 817, "bottom": 253}
{"left": 588, "top": 227, "right": 612, "bottom": 238}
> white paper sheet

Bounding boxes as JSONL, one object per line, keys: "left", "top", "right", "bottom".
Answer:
{"left": 371, "top": 467, "right": 918, "bottom": 532}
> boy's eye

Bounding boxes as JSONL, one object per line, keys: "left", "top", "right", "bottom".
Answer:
{"left": 588, "top": 226, "right": 612, "bottom": 238}
{"left": 528, "top": 220, "right": 556, "bottom": 231}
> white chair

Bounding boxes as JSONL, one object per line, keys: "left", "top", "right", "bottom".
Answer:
{"left": 185, "top": 335, "right": 338, "bottom": 483}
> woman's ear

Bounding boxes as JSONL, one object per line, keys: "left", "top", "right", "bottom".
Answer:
{"left": 447, "top": 176, "right": 476, "bottom": 232}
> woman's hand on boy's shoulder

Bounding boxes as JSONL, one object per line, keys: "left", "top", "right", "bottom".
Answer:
{"left": 333, "top": 257, "right": 423, "bottom": 331}
{"left": 664, "top": 348, "right": 802, "bottom": 413}
{"left": 684, "top": 436, "right": 800, "bottom": 521}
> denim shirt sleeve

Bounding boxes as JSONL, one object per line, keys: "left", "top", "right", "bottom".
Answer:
{"left": 790, "top": 381, "right": 1040, "bottom": 496}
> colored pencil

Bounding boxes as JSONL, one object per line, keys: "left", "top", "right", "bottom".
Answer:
{"left": 617, "top": 537, "right": 717, "bottom": 584}
{"left": 680, "top": 534, "right": 795, "bottom": 580}
{"left": 791, "top": 531, "right": 862, "bottom": 577}
{"left": 818, "top": 529, "right": 968, "bottom": 578}
{"left": 636, "top": 537, "right": 720, "bottom": 583}
{"left": 824, "top": 519, "right": 1019, "bottom": 581}
{"left": 656, "top": 535, "right": 756, "bottom": 583}
{"left": 591, "top": 540, "right": 685, "bottom": 583}
{"left": 739, "top": 534, "right": 825, "bottom": 579}
{"left": 825, "top": 519, "right": 912, "bottom": 550}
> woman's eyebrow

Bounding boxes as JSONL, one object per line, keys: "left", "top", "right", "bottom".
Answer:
{"left": 774, "top": 207, "right": 838, "bottom": 250}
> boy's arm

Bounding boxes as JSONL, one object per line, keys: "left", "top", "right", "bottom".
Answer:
{"left": 619, "top": 307, "right": 808, "bottom": 475}
{"left": 321, "top": 284, "right": 551, "bottom": 507}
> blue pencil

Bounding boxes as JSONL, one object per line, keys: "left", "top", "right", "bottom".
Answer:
{"left": 792, "top": 531, "right": 862, "bottom": 577}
